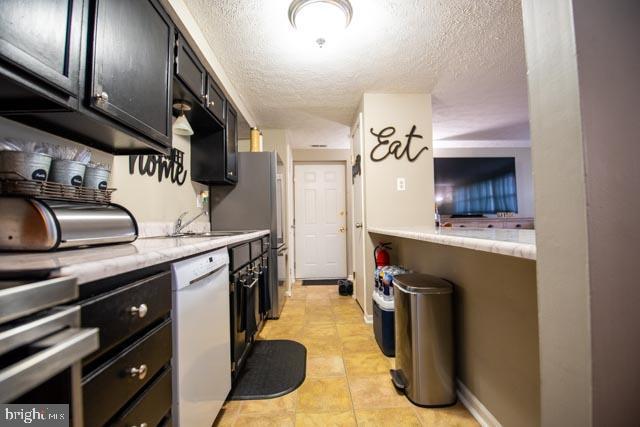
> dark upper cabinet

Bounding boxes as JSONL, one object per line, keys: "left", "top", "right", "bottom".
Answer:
{"left": 175, "top": 34, "right": 205, "bottom": 102}
{"left": 205, "top": 74, "right": 226, "bottom": 125}
{"left": 89, "top": 0, "right": 174, "bottom": 147}
{"left": 0, "top": 0, "right": 83, "bottom": 111}
{"left": 226, "top": 104, "right": 238, "bottom": 182}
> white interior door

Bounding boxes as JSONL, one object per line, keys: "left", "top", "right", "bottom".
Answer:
{"left": 351, "top": 113, "right": 366, "bottom": 307}
{"left": 294, "top": 163, "right": 347, "bottom": 279}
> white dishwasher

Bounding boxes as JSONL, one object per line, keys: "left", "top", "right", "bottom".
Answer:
{"left": 171, "top": 247, "right": 230, "bottom": 427}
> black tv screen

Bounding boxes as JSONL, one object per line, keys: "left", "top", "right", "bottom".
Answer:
{"left": 434, "top": 157, "right": 518, "bottom": 216}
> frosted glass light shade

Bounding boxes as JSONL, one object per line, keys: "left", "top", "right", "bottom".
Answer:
{"left": 173, "top": 113, "right": 194, "bottom": 136}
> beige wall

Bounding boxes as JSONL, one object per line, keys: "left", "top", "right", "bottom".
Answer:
{"left": 523, "top": 0, "right": 640, "bottom": 425}
{"left": 292, "top": 149, "right": 353, "bottom": 278}
{"left": 0, "top": 117, "right": 208, "bottom": 225}
{"left": 381, "top": 235, "right": 540, "bottom": 427}
{"left": 573, "top": 3, "right": 640, "bottom": 423}
{"left": 433, "top": 146, "right": 535, "bottom": 218}
{"left": 359, "top": 93, "right": 434, "bottom": 315}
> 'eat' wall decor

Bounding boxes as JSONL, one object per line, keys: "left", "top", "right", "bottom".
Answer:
{"left": 369, "top": 125, "right": 429, "bottom": 162}
{"left": 129, "top": 148, "right": 187, "bottom": 186}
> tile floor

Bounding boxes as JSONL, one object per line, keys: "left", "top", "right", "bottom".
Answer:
{"left": 214, "top": 282, "right": 479, "bottom": 426}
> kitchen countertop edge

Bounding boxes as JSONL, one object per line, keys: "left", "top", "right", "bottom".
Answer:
{"left": 0, "top": 230, "right": 270, "bottom": 285}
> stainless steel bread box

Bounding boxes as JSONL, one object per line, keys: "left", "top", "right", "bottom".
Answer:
{"left": 0, "top": 198, "right": 138, "bottom": 251}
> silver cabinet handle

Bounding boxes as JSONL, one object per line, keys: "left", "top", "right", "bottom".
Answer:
{"left": 129, "top": 304, "right": 148, "bottom": 318}
{"left": 128, "top": 364, "right": 148, "bottom": 380}
{"left": 355, "top": 223, "right": 363, "bottom": 228}
{"left": 0, "top": 327, "right": 99, "bottom": 403}
{"left": 204, "top": 93, "right": 214, "bottom": 107}
{"left": 0, "top": 276, "right": 78, "bottom": 324}
{"left": 95, "top": 91, "right": 109, "bottom": 102}
{"left": 132, "top": 423, "right": 148, "bottom": 427}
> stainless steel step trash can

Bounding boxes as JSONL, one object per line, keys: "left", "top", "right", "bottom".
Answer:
{"left": 390, "top": 273, "right": 456, "bottom": 406}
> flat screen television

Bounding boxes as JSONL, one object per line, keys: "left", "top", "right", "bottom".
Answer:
{"left": 434, "top": 157, "right": 518, "bottom": 216}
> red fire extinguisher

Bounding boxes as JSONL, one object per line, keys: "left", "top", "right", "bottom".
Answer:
{"left": 374, "top": 242, "right": 392, "bottom": 267}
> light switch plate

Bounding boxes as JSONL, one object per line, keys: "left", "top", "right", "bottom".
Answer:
{"left": 397, "top": 177, "right": 406, "bottom": 191}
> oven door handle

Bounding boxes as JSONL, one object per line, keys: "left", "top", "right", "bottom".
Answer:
{"left": 0, "top": 327, "right": 99, "bottom": 403}
{"left": 0, "top": 276, "right": 78, "bottom": 324}
{"left": 0, "top": 306, "right": 79, "bottom": 356}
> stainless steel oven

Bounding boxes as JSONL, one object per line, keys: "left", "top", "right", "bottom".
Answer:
{"left": 0, "top": 276, "right": 99, "bottom": 427}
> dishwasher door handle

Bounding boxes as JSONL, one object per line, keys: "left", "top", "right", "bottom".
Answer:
{"left": 0, "top": 327, "right": 99, "bottom": 403}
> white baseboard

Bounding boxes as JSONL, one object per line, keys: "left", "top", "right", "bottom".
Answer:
{"left": 457, "top": 380, "right": 502, "bottom": 427}
{"left": 363, "top": 314, "right": 373, "bottom": 324}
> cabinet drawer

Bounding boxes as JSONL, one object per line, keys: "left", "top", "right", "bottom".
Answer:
{"left": 83, "top": 319, "right": 171, "bottom": 427}
{"left": 175, "top": 34, "right": 205, "bottom": 100}
{"left": 111, "top": 367, "right": 172, "bottom": 427}
{"left": 205, "top": 74, "right": 225, "bottom": 124}
{"left": 250, "top": 239, "right": 263, "bottom": 260}
{"left": 81, "top": 271, "right": 171, "bottom": 362}
{"left": 230, "top": 243, "right": 250, "bottom": 272}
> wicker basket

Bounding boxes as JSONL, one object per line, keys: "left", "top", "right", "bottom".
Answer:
{"left": 0, "top": 172, "right": 114, "bottom": 204}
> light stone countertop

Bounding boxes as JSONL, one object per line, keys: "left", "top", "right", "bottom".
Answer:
{"left": 368, "top": 226, "right": 536, "bottom": 260}
{"left": 0, "top": 230, "right": 269, "bottom": 284}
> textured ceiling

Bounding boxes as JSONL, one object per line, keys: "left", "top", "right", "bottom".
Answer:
{"left": 183, "top": 0, "right": 529, "bottom": 148}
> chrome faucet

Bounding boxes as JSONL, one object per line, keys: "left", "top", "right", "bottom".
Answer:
{"left": 174, "top": 209, "right": 208, "bottom": 235}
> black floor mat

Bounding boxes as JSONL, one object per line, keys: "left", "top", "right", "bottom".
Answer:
{"left": 302, "top": 279, "right": 338, "bottom": 286}
{"left": 228, "top": 340, "right": 307, "bottom": 400}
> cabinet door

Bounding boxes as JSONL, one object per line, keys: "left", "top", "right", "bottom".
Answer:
{"left": 205, "top": 74, "right": 225, "bottom": 124}
{"left": 0, "top": 0, "right": 82, "bottom": 96}
{"left": 90, "top": 0, "right": 173, "bottom": 147}
{"left": 226, "top": 104, "right": 238, "bottom": 182}
{"left": 175, "top": 34, "right": 205, "bottom": 101}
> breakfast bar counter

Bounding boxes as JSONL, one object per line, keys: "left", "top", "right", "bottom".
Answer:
{"left": 368, "top": 226, "right": 536, "bottom": 260}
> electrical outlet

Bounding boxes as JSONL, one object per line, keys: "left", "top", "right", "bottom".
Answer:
{"left": 397, "top": 177, "right": 406, "bottom": 191}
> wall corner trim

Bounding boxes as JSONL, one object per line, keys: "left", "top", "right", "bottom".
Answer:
{"left": 363, "top": 314, "right": 373, "bottom": 324}
{"left": 457, "top": 380, "right": 502, "bottom": 427}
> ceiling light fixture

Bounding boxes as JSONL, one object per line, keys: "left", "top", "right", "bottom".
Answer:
{"left": 289, "top": 0, "right": 353, "bottom": 47}
{"left": 172, "top": 101, "right": 194, "bottom": 136}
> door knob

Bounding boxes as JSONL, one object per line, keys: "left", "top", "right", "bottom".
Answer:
{"left": 339, "top": 226, "right": 345, "bottom": 232}
{"left": 355, "top": 223, "right": 362, "bottom": 228}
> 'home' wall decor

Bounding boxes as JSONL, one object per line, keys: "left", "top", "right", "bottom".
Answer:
{"left": 129, "top": 148, "right": 187, "bottom": 186}
{"left": 369, "top": 125, "right": 429, "bottom": 162}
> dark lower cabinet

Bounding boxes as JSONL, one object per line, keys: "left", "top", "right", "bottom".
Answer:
{"left": 80, "top": 270, "right": 171, "bottom": 364}
{"left": 112, "top": 368, "right": 172, "bottom": 427}
{"left": 83, "top": 320, "right": 172, "bottom": 427}
{"left": 0, "top": 0, "right": 83, "bottom": 111}
{"left": 78, "top": 267, "right": 173, "bottom": 427}
{"left": 89, "top": 0, "right": 174, "bottom": 147}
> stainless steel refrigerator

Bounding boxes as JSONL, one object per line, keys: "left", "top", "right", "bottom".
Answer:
{"left": 209, "top": 152, "right": 286, "bottom": 318}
